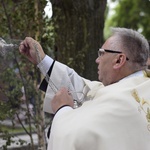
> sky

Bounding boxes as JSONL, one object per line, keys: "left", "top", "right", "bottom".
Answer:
{"left": 107, "top": 0, "right": 118, "bottom": 17}
{"left": 44, "top": 0, "right": 52, "bottom": 18}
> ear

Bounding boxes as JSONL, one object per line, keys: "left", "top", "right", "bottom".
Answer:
{"left": 113, "top": 54, "right": 127, "bottom": 69}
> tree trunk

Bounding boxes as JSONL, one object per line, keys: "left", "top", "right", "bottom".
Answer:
{"left": 51, "top": 0, "right": 107, "bottom": 80}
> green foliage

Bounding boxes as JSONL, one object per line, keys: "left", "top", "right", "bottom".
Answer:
{"left": 105, "top": 0, "right": 150, "bottom": 40}
{"left": 0, "top": 125, "right": 27, "bottom": 149}
{"left": 0, "top": 0, "right": 47, "bottom": 38}
{"left": 0, "top": 0, "right": 50, "bottom": 149}
{"left": 0, "top": 101, "right": 16, "bottom": 120}
{"left": 41, "top": 18, "right": 55, "bottom": 58}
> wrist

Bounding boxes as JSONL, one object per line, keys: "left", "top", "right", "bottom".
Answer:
{"left": 54, "top": 105, "right": 71, "bottom": 114}
{"left": 41, "top": 53, "right": 46, "bottom": 61}
{"left": 36, "top": 53, "right": 46, "bottom": 65}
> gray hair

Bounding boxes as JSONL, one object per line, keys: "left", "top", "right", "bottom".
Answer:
{"left": 111, "top": 27, "right": 149, "bottom": 67}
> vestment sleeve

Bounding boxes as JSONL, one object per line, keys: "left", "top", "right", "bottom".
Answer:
{"left": 43, "top": 60, "right": 93, "bottom": 113}
{"left": 37, "top": 55, "right": 101, "bottom": 114}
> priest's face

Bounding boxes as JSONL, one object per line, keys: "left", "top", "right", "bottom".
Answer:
{"left": 96, "top": 36, "right": 119, "bottom": 86}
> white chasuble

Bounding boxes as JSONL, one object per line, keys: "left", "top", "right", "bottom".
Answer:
{"left": 47, "top": 70, "right": 150, "bottom": 150}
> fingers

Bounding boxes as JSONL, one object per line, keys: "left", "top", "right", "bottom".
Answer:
{"left": 54, "top": 87, "right": 72, "bottom": 102}
{"left": 19, "top": 37, "right": 46, "bottom": 64}
{"left": 19, "top": 37, "right": 32, "bottom": 54}
{"left": 58, "top": 87, "right": 73, "bottom": 100}
{"left": 51, "top": 87, "right": 74, "bottom": 113}
{"left": 57, "top": 87, "right": 69, "bottom": 95}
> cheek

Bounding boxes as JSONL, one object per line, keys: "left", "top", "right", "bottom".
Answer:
{"left": 99, "top": 60, "right": 109, "bottom": 76}
{"left": 97, "top": 57, "right": 109, "bottom": 73}
{"left": 98, "top": 62, "right": 105, "bottom": 77}
{"left": 98, "top": 63, "right": 103, "bottom": 72}
{"left": 99, "top": 59, "right": 106, "bottom": 69}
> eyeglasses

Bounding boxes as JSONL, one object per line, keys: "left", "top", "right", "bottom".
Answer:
{"left": 98, "top": 48, "right": 129, "bottom": 60}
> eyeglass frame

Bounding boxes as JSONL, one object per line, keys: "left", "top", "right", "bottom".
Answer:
{"left": 98, "top": 48, "right": 129, "bottom": 61}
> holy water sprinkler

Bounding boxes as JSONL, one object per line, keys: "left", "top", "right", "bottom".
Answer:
{"left": 0, "top": 37, "right": 19, "bottom": 57}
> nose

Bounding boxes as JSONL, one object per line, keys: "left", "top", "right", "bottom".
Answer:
{"left": 95, "top": 56, "right": 100, "bottom": 64}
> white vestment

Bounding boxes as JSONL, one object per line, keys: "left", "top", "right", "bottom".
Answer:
{"left": 39, "top": 60, "right": 150, "bottom": 150}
